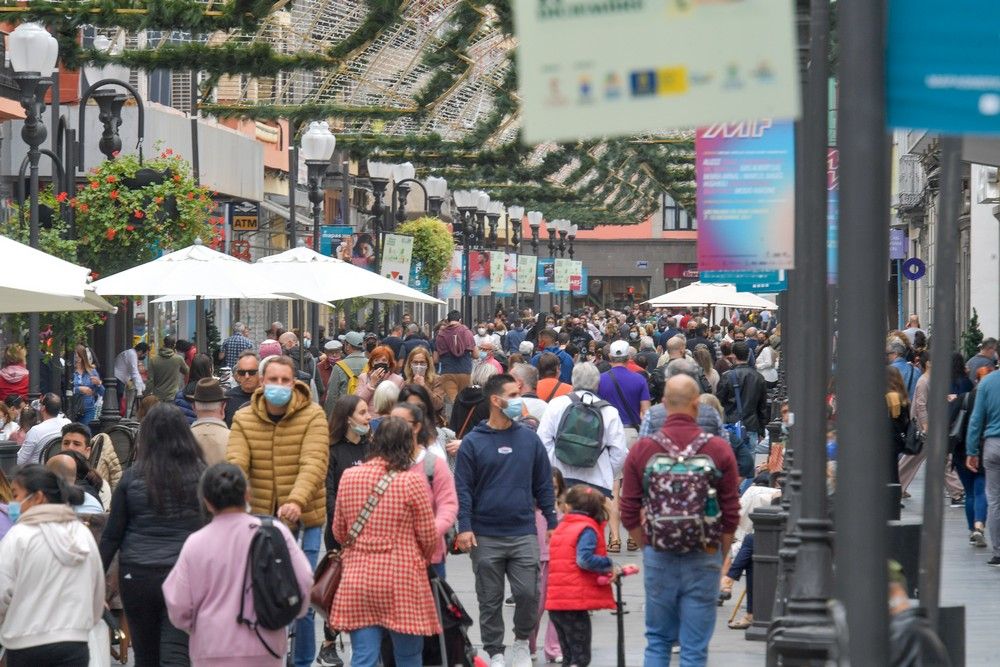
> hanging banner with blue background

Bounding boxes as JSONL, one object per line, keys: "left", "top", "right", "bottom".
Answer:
{"left": 537, "top": 258, "right": 555, "bottom": 294}
{"left": 696, "top": 119, "right": 795, "bottom": 271}
{"left": 887, "top": 0, "right": 1000, "bottom": 135}
{"left": 439, "top": 251, "right": 464, "bottom": 300}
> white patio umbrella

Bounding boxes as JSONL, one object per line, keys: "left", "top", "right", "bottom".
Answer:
{"left": 254, "top": 247, "right": 445, "bottom": 305}
{"left": 644, "top": 282, "right": 777, "bottom": 310}
{"left": 91, "top": 238, "right": 274, "bottom": 299}
{"left": 0, "top": 235, "right": 116, "bottom": 313}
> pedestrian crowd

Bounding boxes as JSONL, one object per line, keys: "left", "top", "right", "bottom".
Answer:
{"left": 0, "top": 303, "right": 788, "bottom": 667}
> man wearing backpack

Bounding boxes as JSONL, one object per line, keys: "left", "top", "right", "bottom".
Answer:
{"left": 621, "top": 375, "right": 740, "bottom": 666}
{"left": 323, "top": 331, "right": 368, "bottom": 419}
{"left": 715, "top": 341, "right": 770, "bottom": 465}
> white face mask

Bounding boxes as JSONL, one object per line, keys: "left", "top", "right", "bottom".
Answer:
{"left": 477, "top": 328, "right": 486, "bottom": 336}
{"left": 411, "top": 363, "right": 428, "bottom": 376}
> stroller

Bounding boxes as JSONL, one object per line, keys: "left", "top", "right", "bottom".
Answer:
{"left": 381, "top": 568, "right": 477, "bottom": 666}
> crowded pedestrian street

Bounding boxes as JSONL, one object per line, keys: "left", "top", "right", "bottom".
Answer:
{"left": 1, "top": 0, "right": 999, "bottom": 666}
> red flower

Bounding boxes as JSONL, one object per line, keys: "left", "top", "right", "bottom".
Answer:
{"left": 55, "top": 191, "right": 68, "bottom": 202}
{"left": 133, "top": 209, "right": 144, "bottom": 219}
{"left": 126, "top": 224, "right": 135, "bottom": 232}
{"left": 154, "top": 196, "right": 164, "bottom": 204}
{"left": 173, "top": 175, "right": 182, "bottom": 183}
{"left": 186, "top": 192, "right": 195, "bottom": 200}
{"left": 105, "top": 227, "right": 117, "bottom": 240}
{"left": 105, "top": 175, "right": 117, "bottom": 184}
{"left": 68, "top": 198, "right": 77, "bottom": 208}
{"left": 79, "top": 203, "right": 89, "bottom": 213}
{"left": 165, "top": 148, "right": 173, "bottom": 156}
{"left": 89, "top": 270, "right": 99, "bottom": 280}
{"left": 110, "top": 190, "right": 119, "bottom": 200}
{"left": 90, "top": 181, "right": 99, "bottom": 190}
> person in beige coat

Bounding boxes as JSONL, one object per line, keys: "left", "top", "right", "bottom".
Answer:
{"left": 190, "top": 378, "right": 230, "bottom": 466}
{"left": 226, "top": 354, "right": 329, "bottom": 667}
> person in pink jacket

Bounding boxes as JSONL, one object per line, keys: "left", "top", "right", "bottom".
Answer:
{"left": 162, "top": 463, "right": 314, "bottom": 666}
{"left": 391, "top": 401, "right": 458, "bottom": 578}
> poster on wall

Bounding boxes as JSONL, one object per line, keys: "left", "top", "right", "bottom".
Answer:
{"left": 381, "top": 234, "right": 414, "bottom": 284}
{"left": 568, "top": 260, "right": 584, "bottom": 293}
{"left": 696, "top": 119, "right": 795, "bottom": 271}
{"left": 513, "top": 0, "right": 800, "bottom": 142}
{"left": 501, "top": 253, "right": 518, "bottom": 295}
{"left": 438, "top": 251, "right": 464, "bottom": 300}
{"left": 489, "top": 251, "right": 506, "bottom": 294}
{"left": 537, "top": 258, "right": 555, "bottom": 294}
{"left": 469, "top": 251, "right": 491, "bottom": 296}
{"left": 518, "top": 255, "right": 537, "bottom": 293}
{"left": 340, "top": 233, "right": 378, "bottom": 272}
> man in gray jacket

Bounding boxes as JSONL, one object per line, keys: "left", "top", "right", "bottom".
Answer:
{"left": 323, "top": 332, "right": 368, "bottom": 418}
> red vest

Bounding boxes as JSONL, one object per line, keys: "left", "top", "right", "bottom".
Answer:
{"left": 545, "top": 513, "right": 616, "bottom": 611}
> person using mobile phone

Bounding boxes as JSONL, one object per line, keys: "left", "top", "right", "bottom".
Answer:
{"left": 354, "top": 346, "right": 404, "bottom": 404}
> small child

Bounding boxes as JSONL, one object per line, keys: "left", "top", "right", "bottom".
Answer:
{"left": 544, "top": 484, "right": 618, "bottom": 667}
{"left": 532, "top": 470, "right": 567, "bottom": 661}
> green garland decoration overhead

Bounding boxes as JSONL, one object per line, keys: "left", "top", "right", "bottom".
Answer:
{"left": 82, "top": 42, "right": 336, "bottom": 76}
{"left": 0, "top": 0, "right": 274, "bottom": 32}
{"left": 200, "top": 102, "right": 416, "bottom": 125}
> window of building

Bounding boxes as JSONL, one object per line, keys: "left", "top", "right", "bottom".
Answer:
{"left": 662, "top": 192, "right": 694, "bottom": 231}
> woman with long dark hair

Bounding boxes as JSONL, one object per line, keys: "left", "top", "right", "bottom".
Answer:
{"left": 175, "top": 353, "right": 214, "bottom": 423}
{"left": 330, "top": 417, "right": 439, "bottom": 666}
{"left": 100, "top": 403, "right": 205, "bottom": 666}
{"left": 0, "top": 465, "right": 103, "bottom": 667}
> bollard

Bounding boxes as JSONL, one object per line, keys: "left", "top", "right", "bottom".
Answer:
{"left": 746, "top": 506, "right": 786, "bottom": 641}
{"left": 937, "top": 605, "right": 965, "bottom": 667}
{"left": 888, "top": 520, "right": 922, "bottom": 599}
{"left": 888, "top": 483, "right": 902, "bottom": 521}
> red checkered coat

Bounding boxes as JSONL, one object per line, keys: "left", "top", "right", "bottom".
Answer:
{"left": 329, "top": 459, "right": 442, "bottom": 636}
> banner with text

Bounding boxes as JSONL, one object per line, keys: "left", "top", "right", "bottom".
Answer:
{"left": 538, "top": 258, "right": 556, "bottom": 294}
{"left": 439, "top": 251, "right": 465, "bottom": 300}
{"left": 696, "top": 119, "right": 795, "bottom": 271}
{"left": 381, "top": 234, "right": 413, "bottom": 284}
{"left": 469, "top": 251, "right": 491, "bottom": 296}
{"left": 554, "top": 258, "right": 573, "bottom": 292}
{"left": 569, "top": 260, "right": 584, "bottom": 294}
{"left": 573, "top": 267, "right": 589, "bottom": 297}
{"left": 489, "top": 251, "right": 506, "bottom": 294}
{"left": 513, "top": 0, "right": 800, "bottom": 142}
{"left": 518, "top": 255, "right": 537, "bottom": 293}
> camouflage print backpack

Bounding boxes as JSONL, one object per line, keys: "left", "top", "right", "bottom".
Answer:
{"left": 642, "top": 431, "right": 722, "bottom": 553}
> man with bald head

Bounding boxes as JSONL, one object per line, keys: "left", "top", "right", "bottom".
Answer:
{"left": 46, "top": 453, "right": 104, "bottom": 513}
{"left": 620, "top": 375, "right": 740, "bottom": 665}
{"left": 279, "top": 332, "right": 320, "bottom": 399}
{"left": 657, "top": 334, "right": 688, "bottom": 368}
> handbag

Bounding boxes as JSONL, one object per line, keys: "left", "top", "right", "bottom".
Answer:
{"left": 310, "top": 470, "right": 397, "bottom": 618}
{"left": 902, "top": 417, "right": 925, "bottom": 456}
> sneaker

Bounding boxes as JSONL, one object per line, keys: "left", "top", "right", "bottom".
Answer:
{"left": 511, "top": 639, "right": 532, "bottom": 667}
{"left": 504, "top": 595, "right": 515, "bottom": 606}
{"left": 950, "top": 495, "right": 965, "bottom": 507}
{"left": 316, "top": 641, "right": 344, "bottom": 667}
{"left": 987, "top": 556, "right": 1000, "bottom": 567}
{"left": 971, "top": 530, "right": 988, "bottom": 548}
{"left": 490, "top": 654, "right": 506, "bottom": 667}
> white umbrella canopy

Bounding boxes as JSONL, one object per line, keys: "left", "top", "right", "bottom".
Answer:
{"left": 0, "top": 235, "right": 116, "bottom": 313}
{"left": 254, "top": 247, "right": 445, "bottom": 305}
{"left": 645, "top": 282, "right": 778, "bottom": 310}
{"left": 91, "top": 239, "right": 274, "bottom": 298}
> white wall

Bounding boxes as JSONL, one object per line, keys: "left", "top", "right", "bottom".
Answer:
{"left": 970, "top": 164, "right": 1000, "bottom": 337}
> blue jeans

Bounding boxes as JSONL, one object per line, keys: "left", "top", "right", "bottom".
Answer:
{"left": 643, "top": 546, "right": 721, "bottom": 667}
{"left": 956, "top": 458, "right": 988, "bottom": 530}
{"left": 293, "top": 526, "right": 321, "bottom": 667}
{"left": 349, "top": 626, "right": 423, "bottom": 667}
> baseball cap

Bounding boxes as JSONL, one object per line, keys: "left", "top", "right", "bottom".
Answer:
{"left": 324, "top": 339, "right": 343, "bottom": 352}
{"left": 609, "top": 340, "right": 630, "bottom": 359}
{"left": 339, "top": 331, "right": 364, "bottom": 347}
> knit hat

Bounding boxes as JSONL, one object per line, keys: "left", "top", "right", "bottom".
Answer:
{"left": 259, "top": 339, "right": 282, "bottom": 358}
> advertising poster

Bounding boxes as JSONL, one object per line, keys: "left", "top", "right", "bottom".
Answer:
{"left": 696, "top": 119, "right": 795, "bottom": 271}
{"left": 572, "top": 267, "right": 588, "bottom": 297}
{"left": 489, "top": 251, "right": 506, "bottom": 294}
{"left": 569, "top": 260, "right": 584, "bottom": 293}
{"left": 340, "top": 233, "right": 378, "bottom": 272}
{"left": 409, "top": 259, "right": 430, "bottom": 293}
{"left": 502, "top": 252, "right": 518, "bottom": 295}
{"left": 537, "top": 258, "right": 555, "bottom": 294}
{"left": 513, "top": 0, "right": 800, "bottom": 142}
{"left": 827, "top": 148, "right": 838, "bottom": 285}
{"left": 319, "top": 225, "right": 353, "bottom": 257}
{"left": 518, "top": 255, "right": 537, "bottom": 293}
{"left": 887, "top": 0, "right": 1000, "bottom": 135}
{"left": 554, "top": 258, "right": 573, "bottom": 292}
{"left": 381, "top": 234, "right": 413, "bottom": 284}
{"left": 438, "top": 251, "right": 465, "bottom": 300}
{"left": 469, "top": 251, "right": 491, "bottom": 296}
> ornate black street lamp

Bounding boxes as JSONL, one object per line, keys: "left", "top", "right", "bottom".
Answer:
{"left": 453, "top": 190, "right": 479, "bottom": 325}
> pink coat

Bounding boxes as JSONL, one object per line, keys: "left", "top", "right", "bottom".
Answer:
{"left": 354, "top": 373, "right": 404, "bottom": 403}
{"left": 162, "top": 512, "right": 313, "bottom": 667}
{"left": 409, "top": 452, "right": 458, "bottom": 563}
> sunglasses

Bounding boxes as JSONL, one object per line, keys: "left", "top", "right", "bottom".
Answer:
{"left": 236, "top": 369, "right": 259, "bottom": 377}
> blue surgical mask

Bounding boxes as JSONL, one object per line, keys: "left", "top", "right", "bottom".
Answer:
{"left": 350, "top": 423, "right": 371, "bottom": 435}
{"left": 7, "top": 500, "right": 20, "bottom": 523}
{"left": 263, "top": 384, "right": 293, "bottom": 406}
{"left": 502, "top": 397, "right": 523, "bottom": 420}
{"left": 479, "top": 351, "right": 488, "bottom": 360}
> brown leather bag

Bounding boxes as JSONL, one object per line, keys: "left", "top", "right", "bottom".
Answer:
{"left": 310, "top": 470, "right": 396, "bottom": 618}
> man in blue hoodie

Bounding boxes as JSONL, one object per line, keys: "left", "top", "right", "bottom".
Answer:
{"left": 528, "top": 328, "right": 574, "bottom": 384}
{"left": 454, "top": 373, "right": 557, "bottom": 667}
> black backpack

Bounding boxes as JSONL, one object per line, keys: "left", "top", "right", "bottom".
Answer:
{"left": 237, "top": 517, "right": 303, "bottom": 658}
{"left": 554, "top": 392, "right": 610, "bottom": 468}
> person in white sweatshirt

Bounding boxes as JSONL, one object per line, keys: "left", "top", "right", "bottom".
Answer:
{"left": 0, "top": 464, "right": 104, "bottom": 667}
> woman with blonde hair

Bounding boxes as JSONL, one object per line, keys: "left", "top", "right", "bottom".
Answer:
{"left": 401, "top": 346, "right": 444, "bottom": 418}
{"left": 693, "top": 346, "right": 720, "bottom": 393}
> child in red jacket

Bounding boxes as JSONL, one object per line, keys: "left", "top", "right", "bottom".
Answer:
{"left": 544, "top": 485, "right": 619, "bottom": 667}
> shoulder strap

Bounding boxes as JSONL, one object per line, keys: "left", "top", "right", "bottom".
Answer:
{"left": 335, "top": 360, "right": 356, "bottom": 379}
{"left": 546, "top": 381, "right": 563, "bottom": 401}
{"left": 650, "top": 431, "right": 712, "bottom": 458}
{"left": 457, "top": 408, "right": 476, "bottom": 439}
{"left": 606, "top": 369, "right": 641, "bottom": 427}
{"left": 342, "top": 470, "right": 398, "bottom": 550}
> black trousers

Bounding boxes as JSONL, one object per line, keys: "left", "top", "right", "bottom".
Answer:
{"left": 119, "top": 564, "right": 190, "bottom": 667}
{"left": 550, "top": 610, "right": 593, "bottom": 667}
{"left": 6, "top": 641, "right": 88, "bottom": 667}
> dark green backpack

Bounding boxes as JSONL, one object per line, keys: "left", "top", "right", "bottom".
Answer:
{"left": 554, "top": 392, "right": 611, "bottom": 468}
